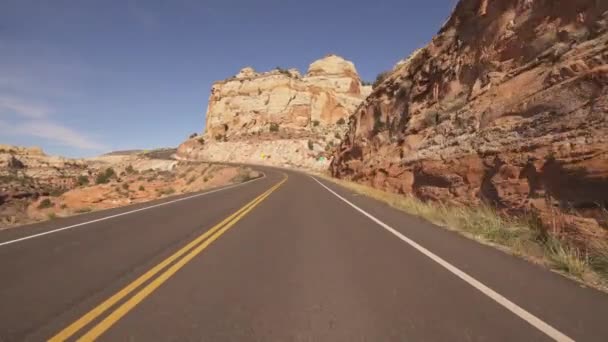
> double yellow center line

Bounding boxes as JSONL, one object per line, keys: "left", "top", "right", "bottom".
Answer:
{"left": 50, "top": 176, "right": 287, "bottom": 341}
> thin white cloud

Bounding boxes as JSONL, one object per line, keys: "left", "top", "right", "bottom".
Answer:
{"left": 0, "top": 38, "right": 109, "bottom": 153}
{"left": 1, "top": 118, "right": 107, "bottom": 151}
{"left": 0, "top": 95, "right": 51, "bottom": 118}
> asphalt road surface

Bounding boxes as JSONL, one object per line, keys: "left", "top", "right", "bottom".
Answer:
{"left": 1, "top": 166, "right": 607, "bottom": 341}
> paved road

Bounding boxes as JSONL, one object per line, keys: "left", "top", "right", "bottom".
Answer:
{"left": 1, "top": 167, "right": 607, "bottom": 341}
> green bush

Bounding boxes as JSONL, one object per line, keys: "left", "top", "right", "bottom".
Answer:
{"left": 38, "top": 198, "right": 53, "bottom": 209}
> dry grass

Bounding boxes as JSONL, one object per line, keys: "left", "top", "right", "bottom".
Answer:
{"left": 320, "top": 175, "right": 608, "bottom": 290}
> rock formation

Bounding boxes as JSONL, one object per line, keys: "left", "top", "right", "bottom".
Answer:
{"left": 0, "top": 145, "right": 258, "bottom": 229}
{"left": 331, "top": 0, "right": 608, "bottom": 248}
{"left": 177, "top": 55, "right": 371, "bottom": 170}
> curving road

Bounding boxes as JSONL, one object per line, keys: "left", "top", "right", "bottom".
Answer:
{"left": 0, "top": 167, "right": 607, "bottom": 341}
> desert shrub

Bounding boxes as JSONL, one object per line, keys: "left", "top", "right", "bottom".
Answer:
{"left": 334, "top": 132, "right": 342, "bottom": 139}
{"left": 269, "top": 123, "right": 280, "bottom": 132}
{"left": 38, "top": 198, "right": 53, "bottom": 209}
{"left": 60, "top": 204, "right": 68, "bottom": 209}
{"left": 373, "top": 71, "right": 391, "bottom": 89}
{"left": 122, "top": 183, "right": 129, "bottom": 190}
{"left": 189, "top": 132, "right": 198, "bottom": 139}
{"left": 336, "top": 118, "right": 346, "bottom": 125}
{"left": 197, "top": 137, "right": 205, "bottom": 145}
{"left": 8, "top": 156, "right": 25, "bottom": 169}
{"left": 77, "top": 175, "right": 89, "bottom": 186}
{"left": 125, "top": 165, "right": 136, "bottom": 174}
{"left": 187, "top": 176, "right": 196, "bottom": 185}
{"left": 96, "top": 168, "right": 116, "bottom": 184}
{"left": 158, "top": 187, "right": 175, "bottom": 196}
{"left": 312, "top": 120, "right": 320, "bottom": 127}
{"left": 49, "top": 188, "right": 67, "bottom": 197}
{"left": 47, "top": 212, "right": 57, "bottom": 220}
{"left": 105, "top": 167, "right": 116, "bottom": 177}
{"left": 203, "top": 176, "right": 209, "bottom": 182}
{"left": 307, "top": 140, "right": 314, "bottom": 150}
{"left": 215, "top": 134, "right": 227, "bottom": 142}
{"left": 76, "top": 207, "right": 92, "bottom": 213}
{"left": 275, "top": 67, "right": 291, "bottom": 77}
{"left": 138, "top": 185, "right": 145, "bottom": 191}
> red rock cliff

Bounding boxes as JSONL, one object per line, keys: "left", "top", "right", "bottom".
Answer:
{"left": 331, "top": 0, "right": 608, "bottom": 245}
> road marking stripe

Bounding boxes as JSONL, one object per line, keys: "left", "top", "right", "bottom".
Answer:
{"left": 312, "top": 177, "right": 575, "bottom": 342}
{"left": 0, "top": 174, "right": 265, "bottom": 247}
{"left": 49, "top": 176, "right": 283, "bottom": 342}
{"left": 76, "top": 177, "right": 286, "bottom": 341}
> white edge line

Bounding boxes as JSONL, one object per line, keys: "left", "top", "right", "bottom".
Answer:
{"left": 0, "top": 174, "right": 266, "bottom": 248}
{"left": 311, "top": 176, "right": 574, "bottom": 342}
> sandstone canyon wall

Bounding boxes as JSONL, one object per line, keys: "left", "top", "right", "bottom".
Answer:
{"left": 331, "top": 0, "right": 608, "bottom": 246}
{"left": 177, "top": 55, "right": 371, "bottom": 170}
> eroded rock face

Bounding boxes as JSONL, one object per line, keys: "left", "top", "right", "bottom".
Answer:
{"left": 177, "top": 55, "right": 370, "bottom": 170}
{"left": 331, "top": 0, "right": 608, "bottom": 245}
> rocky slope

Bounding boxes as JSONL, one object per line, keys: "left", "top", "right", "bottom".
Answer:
{"left": 331, "top": 0, "right": 608, "bottom": 250}
{"left": 177, "top": 55, "right": 371, "bottom": 170}
{"left": 25, "top": 163, "right": 259, "bottom": 225}
{"left": 0, "top": 145, "right": 258, "bottom": 229}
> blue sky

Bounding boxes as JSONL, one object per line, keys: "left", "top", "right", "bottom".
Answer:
{"left": 0, "top": 0, "right": 455, "bottom": 157}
